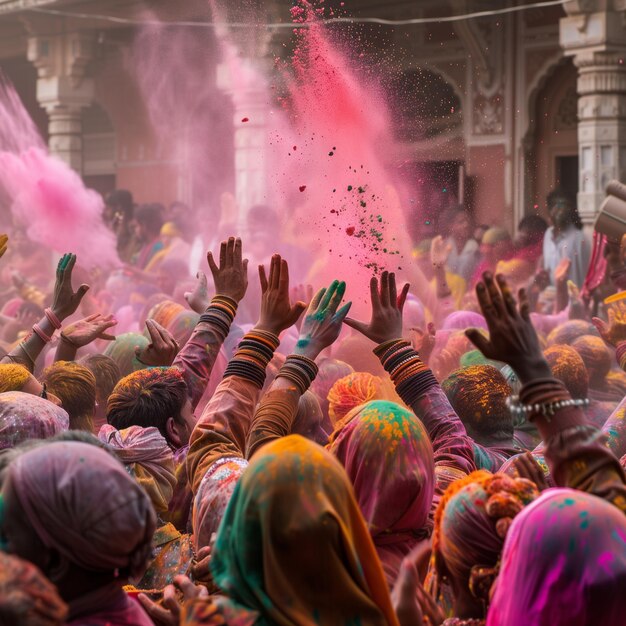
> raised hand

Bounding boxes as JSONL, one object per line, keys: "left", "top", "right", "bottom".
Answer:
{"left": 593, "top": 301, "right": 626, "bottom": 347}
{"left": 290, "top": 283, "right": 314, "bottom": 331}
{"left": 511, "top": 452, "right": 548, "bottom": 492}
{"left": 51, "top": 253, "right": 90, "bottom": 321}
{"left": 430, "top": 235, "right": 452, "bottom": 268}
{"left": 294, "top": 280, "right": 352, "bottom": 360}
{"left": 255, "top": 254, "right": 307, "bottom": 336}
{"left": 466, "top": 273, "right": 551, "bottom": 384}
{"left": 344, "top": 271, "right": 410, "bottom": 344}
{"left": 0, "top": 234, "right": 7, "bottom": 259}
{"left": 135, "top": 319, "right": 179, "bottom": 367}
{"left": 554, "top": 257, "right": 571, "bottom": 284}
{"left": 409, "top": 322, "right": 436, "bottom": 362}
{"left": 138, "top": 575, "right": 209, "bottom": 626}
{"left": 60, "top": 313, "right": 117, "bottom": 347}
{"left": 207, "top": 237, "right": 248, "bottom": 303}
{"left": 184, "top": 271, "right": 210, "bottom": 314}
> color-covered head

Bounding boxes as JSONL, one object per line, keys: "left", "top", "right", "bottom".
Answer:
{"left": 571, "top": 335, "right": 612, "bottom": 388}
{"left": 2, "top": 441, "right": 155, "bottom": 583}
{"left": 0, "top": 392, "right": 69, "bottom": 451}
{"left": 544, "top": 344, "right": 589, "bottom": 400}
{"left": 104, "top": 332, "right": 150, "bottom": 378}
{"left": 328, "top": 400, "right": 434, "bottom": 583}
{"left": 327, "top": 371, "right": 384, "bottom": 426}
{"left": 546, "top": 319, "right": 598, "bottom": 347}
{"left": 433, "top": 470, "right": 539, "bottom": 603}
{"left": 211, "top": 435, "right": 398, "bottom": 626}
{"left": 106, "top": 367, "right": 194, "bottom": 449}
{"left": 442, "top": 365, "right": 513, "bottom": 443}
{"left": 41, "top": 361, "right": 96, "bottom": 432}
{"left": 487, "top": 489, "right": 626, "bottom": 626}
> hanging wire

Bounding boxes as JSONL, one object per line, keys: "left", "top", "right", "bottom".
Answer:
{"left": 26, "top": 0, "right": 569, "bottom": 29}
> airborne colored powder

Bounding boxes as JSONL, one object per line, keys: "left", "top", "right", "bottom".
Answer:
{"left": 0, "top": 76, "right": 119, "bottom": 269}
{"left": 269, "top": 1, "right": 418, "bottom": 305}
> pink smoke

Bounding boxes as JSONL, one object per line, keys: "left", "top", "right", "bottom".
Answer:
{"left": 0, "top": 75, "right": 119, "bottom": 269}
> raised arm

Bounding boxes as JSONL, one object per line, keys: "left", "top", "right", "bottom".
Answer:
{"left": 344, "top": 271, "right": 476, "bottom": 479}
{"left": 2, "top": 253, "right": 89, "bottom": 371}
{"left": 173, "top": 237, "right": 248, "bottom": 409}
{"left": 54, "top": 313, "right": 117, "bottom": 362}
{"left": 246, "top": 276, "right": 351, "bottom": 459}
{"left": 468, "top": 272, "right": 626, "bottom": 513}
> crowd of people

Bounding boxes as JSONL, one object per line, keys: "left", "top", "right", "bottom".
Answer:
{"left": 0, "top": 183, "right": 625, "bottom": 626}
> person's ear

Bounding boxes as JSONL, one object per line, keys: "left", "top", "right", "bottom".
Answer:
{"left": 165, "top": 416, "right": 183, "bottom": 449}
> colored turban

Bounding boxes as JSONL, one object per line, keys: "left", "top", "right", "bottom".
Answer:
{"left": 546, "top": 319, "right": 598, "bottom": 347}
{"left": 7, "top": 441, "right": 155, "bottom": 578}
{"left": 328, "top": 372, "right": 384, "bottom": 426}
{"left": 148, "top": 300, "right": 185, "bottom": 329}
{"left": 544, "top": 344, "right": 589, "bottom": 400}
{"left": 0, "top": 392, "right": 69, "bottom": 450}
{"left": 104, "top": 332, "right": 149, "bottom": 377}
{"left": 571, "top": 334, "right": 612, "bottom": 388}
{"left": 495, "top": 258, "right": 534, "bottom": 284}
{"left": 98, "top": 424, "right": 177, "bottom": 514}
{"left": 433, "top": 471, "right": 539, "bottom": 603}
{"left": 442, "top": 366, "right": 512, "bottom": 440}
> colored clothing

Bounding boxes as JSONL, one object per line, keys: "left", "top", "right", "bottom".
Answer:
{"left": 0, "top": 391, "right": 69, "bottom": 450}
{"left": 328, "top": 400, "right": 435, "bottom": 586}
{"left": 206, "top": 435, "right": 399, "bottom": 626}
{"left": 445, "top": 237, "right": 480, "bottom": 282}
{"left": 543, "top": 225, "right": 591, "bottom": 288}
{"left": 8, "top": 441, "right": 156, "bottom": 578}
{"left": 487, "top": 489, "right": 626, "bottom": 626}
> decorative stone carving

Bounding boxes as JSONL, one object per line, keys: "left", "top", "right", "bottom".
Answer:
{"left": 554, "top": 87, "right": 578, "bottom": 130}
{"left": 473, "top": 94, "right": 504, "bottom": 135}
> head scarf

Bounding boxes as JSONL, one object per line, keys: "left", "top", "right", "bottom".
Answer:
{"left": 98, "top": 424, "right": 176, "bottom": 515}
{"left": 432, "top": 471, "right": 539, "bottom": 603}
{"left": 7, "top": 441, "right": 156, "bottom": 578}
{"left": 0, "top": 551, "right": 68, "bottom": 626}
{"left": 571, "top": 335, "right": 612, "bottom": 388}
{"left": 0, "top": 392, "right": 69, "bottom": 450}
{"left": 546, "top": 319, "right": 599, "bottom": 346}
{"left": 487, "top": 489, "right": 626, "bottom": 626}
{"left": 166, "top": 310, "right": 199, "bottom": 346}
{"left": 211, "top": 435, "right": 399, "bottom": 626}
{"left": 544, "top": 344, "right": 589, "bottom": 399}
{"left": 328, "top": 400, "right": 434, "bottom": 585}
{"left": 192, "top": 456, "right": 248, "bottom": 552}
{"left": 104, "top": 332, "right": 149, "bottom": 377}
{"left": 327, "top": 372, "right": 384, "bottom": 426}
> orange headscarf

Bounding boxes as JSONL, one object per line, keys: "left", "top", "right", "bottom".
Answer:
{"left": 327, "top": 371, "right": 384, "bottom": 426}
{"left": 208, "top": 435, "right": 399, "bottom": 626}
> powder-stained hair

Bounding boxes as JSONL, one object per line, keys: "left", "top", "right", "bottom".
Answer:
{"left": 106, "top": 367, "right": 188, "bottom": 441}
{"left": 0, "top": 364, "right": 31, "bottom": 393}
{"left": 78, "top": 354, "right": 121, "bottom": 406}
{"left": 41, "top": 361, "right": 96, "bottom": 432}
{"left": 442, "top": 365, "right": 513, "bottom": 441}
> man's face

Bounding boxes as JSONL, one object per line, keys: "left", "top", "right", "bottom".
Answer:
{"left": 451, "top": 213, "right": 471, "bottom": 241}
{"left": 177, "top": 397, "right": 196, "bottom": 446}
{"left": 549, "top": 198, "right": 571, "bottom": 229}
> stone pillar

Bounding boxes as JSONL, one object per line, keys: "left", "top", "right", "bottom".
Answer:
{"left": 217, "top": 56, "right": 272, "bottom": 231}
{"left": 27, "top": 32, "right": 95, "bottom": 173}
{"left": 560, "top": 2, "right": 626, "bottom": 224}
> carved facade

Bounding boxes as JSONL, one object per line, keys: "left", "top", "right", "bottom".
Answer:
{"left": 0, "top": 0, "right": 624, "bottom": 231}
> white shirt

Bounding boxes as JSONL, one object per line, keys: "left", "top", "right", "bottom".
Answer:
{"left": 542, "top": 225, "right": 591, "bottom": 288}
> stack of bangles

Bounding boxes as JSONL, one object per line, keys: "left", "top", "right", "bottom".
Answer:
{"left": 199, "top": 295, "right": 238, "bottom": 338}
{"left": 224, "top": 329, "right": 280, "bottom": 389}
{"left": 374, "top": 339, "right": 438, "bottom": 405}
{"left": 616, "top": 342, "right": 626, "bottom": 372}
{"left": 30, "top": 308, "right": 62, "bottom": 344}
{"left": 277, "top": 355, "right": 319, "bottom": 394}
{"left": 509, "top": 378, "right": 588, "bottom": 422}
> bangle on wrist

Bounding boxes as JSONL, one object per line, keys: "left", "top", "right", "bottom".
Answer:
{"left": 44, "top": 308, "right": 62, "bottom": 330}
{"left": 32, "top": 323, "right": 52, "bottom": 343}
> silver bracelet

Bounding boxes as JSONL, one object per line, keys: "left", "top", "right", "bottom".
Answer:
{"left": 506, "top": 395, "right": 589, "bottom": 421}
